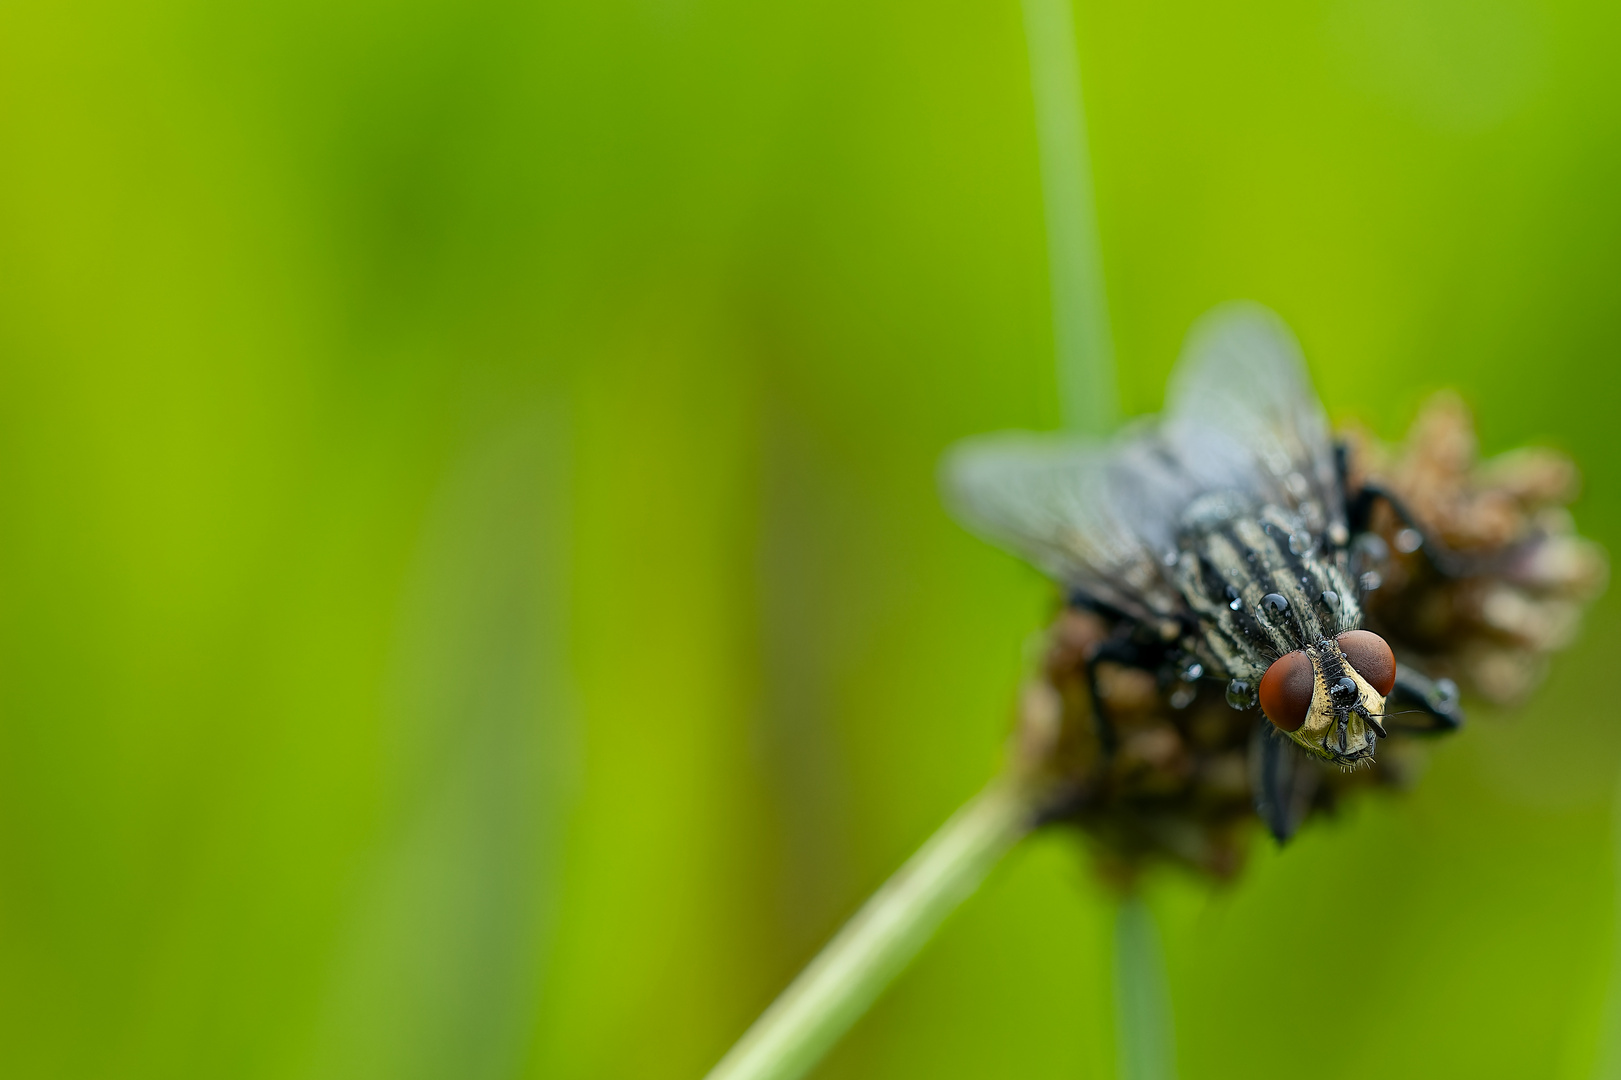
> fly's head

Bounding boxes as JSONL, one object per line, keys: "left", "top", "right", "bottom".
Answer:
{"left": 1258, "top": 630, "right": 1396, "bottom": 764}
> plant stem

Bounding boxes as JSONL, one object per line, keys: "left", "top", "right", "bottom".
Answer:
{"left": 703, "top": 777, "right": 1040, "bottom": 1080}
{"left": 1113, "top": 894, "right": 1178, "bottom": 1080}
{"left": 1021, "top": 0, "right": 1116, "bottom": 436}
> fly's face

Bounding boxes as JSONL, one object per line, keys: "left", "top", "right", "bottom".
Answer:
{"left": 1258, "top": 630, "right": 1396, "bottom": 764}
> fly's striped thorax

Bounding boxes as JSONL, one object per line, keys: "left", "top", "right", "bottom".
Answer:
{"left": 1172, "top": 502, "right": 1360, "bottom": 683}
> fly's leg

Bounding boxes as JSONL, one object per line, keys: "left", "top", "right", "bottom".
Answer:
{"left": 1345, "top": 481, "right": 1519, "bottom": 579}
{"left": 1249, "top": 720, "right": 1320, "bottom": 843}
{"left": 1385, "top": 662, "right": 1465, "bottom": 733}
{"left": 1082, "top": 639, "right": 1134, "bottom": 756}
{"left": 1066, "top": 590, "right": 1187, "bottom": 760}
{"left": 1336, "top": 442, "right": 1497, "bottom": 578}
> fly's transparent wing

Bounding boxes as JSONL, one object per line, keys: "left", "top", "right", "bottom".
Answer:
{"left": 1162, "top": 302, "right": 1344, "bottom": 538}
{"left": 941, "top": 429, "right": 1190, "bottom": 620}
{"left": 943, "top": 302, "right": 1340, "bottom": 617}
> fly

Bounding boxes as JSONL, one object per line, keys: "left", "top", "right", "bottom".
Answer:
{"left": 945, "top": 303, "right": 1463, "bottom": 822}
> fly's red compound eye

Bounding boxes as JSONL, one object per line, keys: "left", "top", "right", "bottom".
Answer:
{"left": 1258, "top": 650, "right": 1314, "bottom": 732}
{"left": 1336, "top": 630, "right": 1396, "bottom": 696}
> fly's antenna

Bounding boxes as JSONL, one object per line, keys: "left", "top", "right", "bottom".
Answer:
{"left": 1353, "top": 703, "right": 1390, "bottom": 738}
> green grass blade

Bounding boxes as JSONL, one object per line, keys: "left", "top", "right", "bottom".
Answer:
{"left": 1114, "top": 895, "right": 1178, "bottom": 1080}
{"left": 1021, "top": 0, "right": 1117, "bottom": 435}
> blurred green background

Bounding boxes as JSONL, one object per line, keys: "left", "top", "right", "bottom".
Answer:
{"left": 2, "top": 0, "right": 1619, "bottom": 1077}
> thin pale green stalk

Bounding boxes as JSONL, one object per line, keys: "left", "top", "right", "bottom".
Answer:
{"left": 1114, "top": 895, "right": 1178, "bottom": 1080}
{"left": 1021, "top": 0, "right": 1116, "bottom": 436}
{"left": 703, "top": 777, "right": 1039, "bottom": 1080}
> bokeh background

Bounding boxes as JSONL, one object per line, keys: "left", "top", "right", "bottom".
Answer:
{"left": 2, "top": 0, "right": 1620, "bottom": 1077}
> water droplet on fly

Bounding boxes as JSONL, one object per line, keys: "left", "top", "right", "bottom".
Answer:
{"left": 1225, "top": 678, "right": 1255, "bottom": 710}
{"left": 1328, "top": 523, "right": 1349, "bottom": 547}
{"left": 1394, "top": 528, "right": 1423, "bottom": 554}
{"left": 1360, "top": 570, "right": 1382, "bottom": 592}
{"left": 1261, "top": 592, "right": 1289, "bottom": 615}
{"left": 1320, "top": 589, "right": 1339, "bottom": 609}
{"left": 1180, "top": 661, "right": 1203, "bottom": 682}
{"left": 1288, "top": 531, "right": 1313, "bottom": 556}
{"left": 1354, "top": 534, "right": 1389, "bottom": 564}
